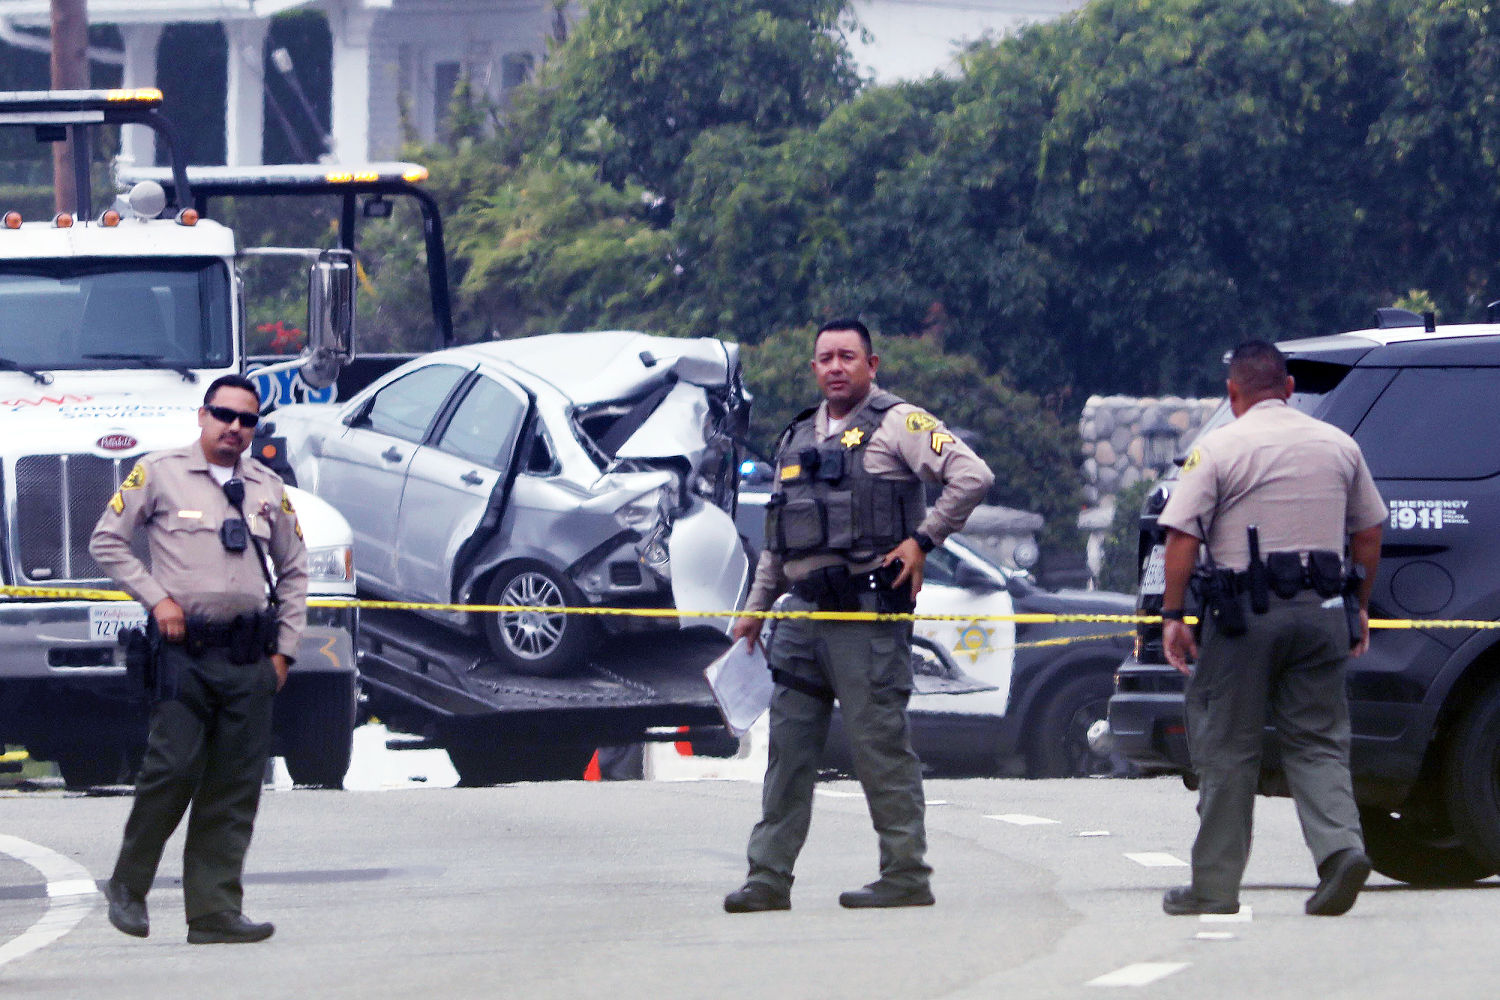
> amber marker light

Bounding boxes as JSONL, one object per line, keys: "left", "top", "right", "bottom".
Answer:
{"left": 3, "top": 211, "right": 20, "bottom": 230}
{"left": 52, "top": 213, "right": 73, "bottom": 228}
{"left": 175, "top": 207, "right": 199, "bottom": 226}
{"left": 98, "top": 209, "right": 121, "bottom": 227}
{"left": 402, "top": 166, "right": 429, "bottom": 183}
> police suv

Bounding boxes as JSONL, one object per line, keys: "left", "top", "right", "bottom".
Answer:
{"left": 1109, "top": 313, "right": 1500, "bottom": 885}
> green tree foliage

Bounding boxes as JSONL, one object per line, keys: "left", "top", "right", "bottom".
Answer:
{"left": 742, "top": 327, "right": 1083, "bottom": 533}
{"left": 1097, "top": 478, "right": 1155, "bottom": 593}
{"left": 513, "top": 0, "right": 861, "bottom": 205}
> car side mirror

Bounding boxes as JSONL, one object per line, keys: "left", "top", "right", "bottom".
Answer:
{"left": 301, "top": 249, "right": 356, "bottom": 390}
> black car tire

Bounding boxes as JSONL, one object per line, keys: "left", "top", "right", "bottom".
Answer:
{"left": 278, "top": 672, "right": 358, "bottom": 789}
{"left": 54, "top": 746, "right": 130, "bottom": 790}
{"left": 481, "top": 562, "right": 598, "bottom": 677}
{"left": 1028, "top": 670, "right": 1120, "bottom": 778}
{"left": 1359, "top": 806, "right": 1494, "bottom": 886}
{"left": 1442, "top": 679, "right": 1500, "bottom": 871}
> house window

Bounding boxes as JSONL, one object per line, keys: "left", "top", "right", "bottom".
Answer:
{"left": 433, "top": 60, "right": 462, "bottom": 129}
{"left": 501, "top": 53, "right": 533, "bottom": 91}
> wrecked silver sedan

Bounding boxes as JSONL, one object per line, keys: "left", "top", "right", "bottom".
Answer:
{"left": 272, "top": 332, "right": 752, "bottom": 676}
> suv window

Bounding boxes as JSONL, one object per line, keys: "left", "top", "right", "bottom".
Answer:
{"left": 1355, "top": 368, "right": 1500, "bottom": 480}
{"left": 437, "top": 375, "right": 528, "bottom": 468}
{"left": 364, "top": 364, "right": 466, "bottom": 443}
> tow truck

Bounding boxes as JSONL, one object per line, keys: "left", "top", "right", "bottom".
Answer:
{"left": 0, "top": 89, "right": 366, "bottom": 787}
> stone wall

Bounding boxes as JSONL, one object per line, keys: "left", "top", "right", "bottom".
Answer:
{"left": 1079, "top": 395, "right": 1222, "bottom": 505}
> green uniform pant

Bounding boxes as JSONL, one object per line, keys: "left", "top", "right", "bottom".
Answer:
{"left": 1185, "top": 592, "right": 1363, "bottom": 903}
{"left": 745, "top": 593, "right": 931, "bottom": 892}
{"left": 113, "top": 643, "right": 277, "bottom": 920}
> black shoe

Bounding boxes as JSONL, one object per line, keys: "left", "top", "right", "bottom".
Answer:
{"left": 1306, "top": 849, "right": 1371, "bottom": 916}
{"left": 104, "top": 879, "right": 149, "bottom": 938}
{"left": 838, "top": 881, "right": 935, "bottom": 909}
{"left": 1161, "top": 886, "right": 1239, "bottom": 916}
{"left": 723, "top": 881, "right": 791, "bottom": 913}
{"left": 187, "top": 911, "right": 275, "bottom": 944}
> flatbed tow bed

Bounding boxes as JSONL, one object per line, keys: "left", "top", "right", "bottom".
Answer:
{"left": 356, "top": 609, "right": 731, "bottom": 784}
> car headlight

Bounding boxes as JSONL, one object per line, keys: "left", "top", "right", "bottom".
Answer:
{"left": 306, "top": 544, "right": 354, "bottom": 583}
{"left": 616, "top": 485, "right": 671, "bottom": 532}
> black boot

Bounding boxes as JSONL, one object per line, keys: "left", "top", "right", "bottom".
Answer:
{"left": 104, "top": 879, "right": 149, "bottom": 938}
{"left": 187, "top": 911, "right": 275, "bottom": 944}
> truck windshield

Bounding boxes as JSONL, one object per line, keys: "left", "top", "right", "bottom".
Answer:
{"left": 0, "top": 259, "right": 232, "bottom": 370}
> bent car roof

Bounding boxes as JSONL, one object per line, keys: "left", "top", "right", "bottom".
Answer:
{"left": 1279, "top": 323, "right": 1500, "bottom": 368}
{"left": 432, "top": 331, "right": 736, "bottom": 404}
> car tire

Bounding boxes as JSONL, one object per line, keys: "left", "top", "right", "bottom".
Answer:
{"left": 1028, "top": 671, "right": 1123, "bottom": 778}
{"left": 54, "top": 747, "right": 131, "bottom": 790}
{"left": 278, "top": 672, "right": 358, "bottom": 789}
{"left": 481, "top": 562, "right": 598, "bottom": 677}
{"left": 1359, "top": 805, "right": 1494, "bottom": 886}
{"left": 1442, "top": 679, "right": 1500, "bottom": 871}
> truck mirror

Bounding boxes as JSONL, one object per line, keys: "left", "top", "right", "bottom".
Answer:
{"left": 301, "top": 248, "right": 355, "bottom": 389}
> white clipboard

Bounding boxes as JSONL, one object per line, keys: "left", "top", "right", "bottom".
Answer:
{"left": 703, "top": 637, "right": 772, "bottom": 737}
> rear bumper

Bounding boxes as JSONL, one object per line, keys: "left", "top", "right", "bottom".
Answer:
{"left": 1107, "top": 654, "right": 1190, "bottom": 773}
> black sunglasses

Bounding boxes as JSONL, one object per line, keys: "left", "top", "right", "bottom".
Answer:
{"left": 205, "top": 404, "right": 260, "bottom": 429}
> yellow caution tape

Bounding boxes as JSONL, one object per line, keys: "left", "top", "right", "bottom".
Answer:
{"left": 0, "top": 749, "right": 28, "bottom": 764}
{"left": 0, "top": 583, "right": 1489, "bottom": 630}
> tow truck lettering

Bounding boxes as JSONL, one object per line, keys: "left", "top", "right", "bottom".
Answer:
{"left": 1389, "top": 499, "right": 1470, "bottom": 530}
{"left": 248, "top": 366, "right": 336, "bottom": 408}
{"left": 59, "top": 403, "right": 190, "bottom": 420}
{"left": 1, "top": 393, "right": 93, "bottom": 409}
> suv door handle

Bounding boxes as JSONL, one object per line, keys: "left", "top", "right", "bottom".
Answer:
{"left": 460, "top": 470, "right": 483, "bottom": 486}
{"left": 381, "top": 447, "right": 403, "bottom": 463}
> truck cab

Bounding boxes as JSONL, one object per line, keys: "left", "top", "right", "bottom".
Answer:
{"left": 0, "top": 89, "right": 378, "bottom": 788}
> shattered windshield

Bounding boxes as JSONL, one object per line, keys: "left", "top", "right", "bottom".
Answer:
{"left": 0, "top": 258, "right": 233, "bottom": 370}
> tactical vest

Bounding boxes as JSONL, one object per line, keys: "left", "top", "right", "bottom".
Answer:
{"left": 764, "top": 390, "right": 926, "bottom": 561}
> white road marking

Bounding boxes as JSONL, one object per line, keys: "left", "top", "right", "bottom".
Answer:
{"left": 1124, "top": 851, "right": 1189, "bottom": 867}
{"left": 1195, "top": 931, "right": 1236, "bottom": 941}
{"left": 1087, "top": 962, "right": 1189, "bottom": 987}
{"left": 1200, "top": 906, "right": 1251, "bottom": 922}
{"left": 927, "top": 800, "right": 949, "bottom": 806}
{"left": 1076, "top": 830, "right": 1111, "bottom": 837}
{"left": 0, "top": 834, "right": 97, "bottom": 971}
{"left": 984, "top": 813, "right": 1060, "bottom": 826}
{"left": 815, "top": 789, "right": 864, "bottom": 799}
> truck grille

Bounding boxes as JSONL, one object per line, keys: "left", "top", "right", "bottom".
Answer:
{"left": 14, "top": 453, "right": 143, "bottom": 584}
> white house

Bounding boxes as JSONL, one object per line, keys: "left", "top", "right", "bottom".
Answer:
{"left": 0, "top": 0, "right": 1081, "bottom": 165}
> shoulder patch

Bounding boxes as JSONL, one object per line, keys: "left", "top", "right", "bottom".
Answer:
{"left": 905, "top": 411, "right": 940, "bottom": 433}
{"left": 120, "top": 462, "right": 146, "bottom": 491}
{"left": 280, "top": 492, "right": 296, "bottom": 515}
{"left": 1181, "top": 447, "right": 1202, "bottom": 474}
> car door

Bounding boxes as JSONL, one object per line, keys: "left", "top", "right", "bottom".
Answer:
{"left": 316, "top": 362, "right": 469, "bottom": 591}
{"left": 394, "top": 372, "right": 531, "bottom": 602}
{"left": 909, "top": 543, "right": 1017, "bottom": 718}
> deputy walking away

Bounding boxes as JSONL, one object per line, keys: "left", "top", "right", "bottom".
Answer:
{"left": 1155, "top": 340, "right": 1385, "bottom": 918}
{"left": 723, "top": 319, "right": 993, "bottom": 913}
{"left": 94, "top": 374, "right": 307, "bottom": 944}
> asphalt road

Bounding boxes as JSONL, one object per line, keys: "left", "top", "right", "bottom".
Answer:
{"left": 3, "top": 774, "right": 1498, "bottom": 999}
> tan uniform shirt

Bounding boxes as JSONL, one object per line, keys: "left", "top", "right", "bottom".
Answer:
{"left": 745, "top": 385, "right": 995, "bottom": 612}
{"left": 1157, "top": 399, "right": 1387, "bottom": 571}
{"left": 89, "top": 442, "right": 309, "bottom": 655}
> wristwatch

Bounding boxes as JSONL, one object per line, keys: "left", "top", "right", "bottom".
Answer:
{"left": 1160, "top": 608, "right": 1186, "bottom": 621}
{"left": 912, "top": 531, "right": 936, "bottom": 554}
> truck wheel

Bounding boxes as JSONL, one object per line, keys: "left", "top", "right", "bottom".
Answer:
{"left": 55, "top": 747, "right": 130, "bottom": 790}
{"left": 481, "top": 562, "right": 597, "bottom": 677}
{"left": 446, "top": 740, "right": 595, "bottom": 786}
{"left": 280, "top": 673, "right": 358, "bottom": 789}
{"left": 1028, "top": 672, "right": 1121, "bottom": 778}
{"left": 1443, "top": 679, "right": 1500, "bottom": 871}
{"left": 1359, "top": 806, "right": 1494, "bottom": 886}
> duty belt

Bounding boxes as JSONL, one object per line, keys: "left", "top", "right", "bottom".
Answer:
{"left": 788, "top": 562, "right": 915, "bottom": 614}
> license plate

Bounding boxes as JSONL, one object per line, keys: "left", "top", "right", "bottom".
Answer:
{"left": 89, "top": 603, "right": 148, "bottom": 642}
{"left": 1140, "top": 545, "right": 1166, "bottom": 595}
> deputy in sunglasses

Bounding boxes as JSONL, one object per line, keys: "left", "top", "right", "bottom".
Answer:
{"left": 90, "top": 373, "right": 307, "bottom": 945}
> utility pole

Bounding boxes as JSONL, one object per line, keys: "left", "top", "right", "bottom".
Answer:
{"left": 50, "top": 0, "right": 89, "bottom": 213}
